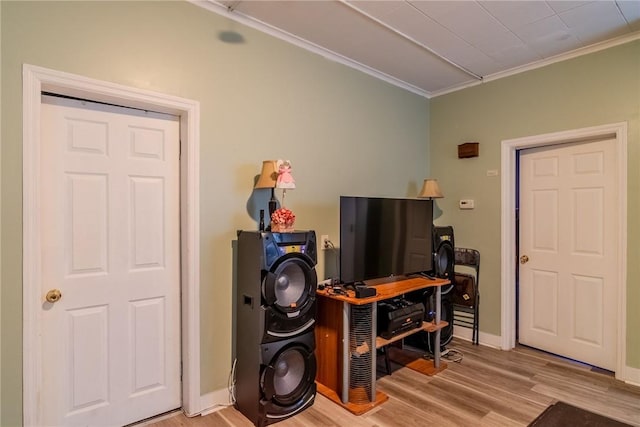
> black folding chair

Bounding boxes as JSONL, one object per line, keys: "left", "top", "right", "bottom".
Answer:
{"left": 452, "top": 248, "right": 480, "bottom": 345}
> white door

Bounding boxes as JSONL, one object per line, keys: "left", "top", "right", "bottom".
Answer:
{"left": 519, "top": 138, "right": 618, "bottom": 370}
{"left": 39, "top": 95, "right": 181, "bottom": 426}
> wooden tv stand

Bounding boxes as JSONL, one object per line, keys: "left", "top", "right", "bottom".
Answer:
{"left": 314, "top": 276, "right": 450, "bottom": 415}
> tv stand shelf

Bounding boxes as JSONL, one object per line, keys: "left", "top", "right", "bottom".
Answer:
{"left": 318, "top": 276, "right": 446, "bottom": 305}
{"left": 315, "top": 276, "right": 449, "bottom": 415}
{"left": 375, "top": 320, "right": 448, "bottom": 349}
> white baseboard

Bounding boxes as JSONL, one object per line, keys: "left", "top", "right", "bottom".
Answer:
{"left": 453, "top": 326, "right": 502, "bottom": 349}
{"left": 451, "top": 327, "right": 640, "bottom": 387}
{"left": 621, "top": 365, "right": 640, "bottom": 387}
{"left": 199, "top": 388, "right": 234, "bottom": 417}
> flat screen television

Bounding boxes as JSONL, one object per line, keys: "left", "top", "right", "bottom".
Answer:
{"left": 340, "top": 196, "right": 433, "bottom": 285}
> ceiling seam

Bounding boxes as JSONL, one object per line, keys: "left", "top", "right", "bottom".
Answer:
{"left": 614, "top": 1, "right": 632, "bottom": 29}
{"left": 338, "top": 0, "right": 483, "bottom": 81}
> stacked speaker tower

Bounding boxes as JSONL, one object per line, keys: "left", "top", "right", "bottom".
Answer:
{"left": 235, "top": 231, "right": 318, "bottom": 427}
{"left": 406, "top": 226, "right": 455, "bottom": 354}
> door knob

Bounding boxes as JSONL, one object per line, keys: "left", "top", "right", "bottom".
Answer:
{"left": 45, "top": 289, "right": 62, "bottom": 303}
{"left": 520, "top": 255, "right": 529, "bottom": 264}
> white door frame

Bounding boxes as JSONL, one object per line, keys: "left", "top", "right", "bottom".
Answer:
{"left": 22, "top": 64, "right": 201, "bottom": 425}
{"left": 500, "top": 122, "right": 628, "bottom": 380}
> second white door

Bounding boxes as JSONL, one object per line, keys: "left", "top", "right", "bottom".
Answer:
{"left": 39, "top": 95, "right": 181, "bottom": 426}
{"left": 519, "top": 138, "right": 618, "bottom": 371}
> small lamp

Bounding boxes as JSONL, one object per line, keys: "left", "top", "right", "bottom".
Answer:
{"left": 418, "top": 178, "right": 444, "bottom": 200}
{"left": 255, "top": 160, "right": 278, "bottom": 221}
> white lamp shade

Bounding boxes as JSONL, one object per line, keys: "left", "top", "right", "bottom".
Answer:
{"left": 418, "top": 178, "right": 443, "bottom": 199}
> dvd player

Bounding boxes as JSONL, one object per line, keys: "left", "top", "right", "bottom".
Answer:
{"left": 377, "top": 298, "right": 425, "bottom": 340}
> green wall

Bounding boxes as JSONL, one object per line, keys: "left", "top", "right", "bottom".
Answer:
{"left": 3, "top": 1, "right": 638, "bottom": 425}
{"left": 430, "top": 40, "right": 640, "bottom": 367}
{"left": 0, "top": 1, "right": 429, "bottom": 425}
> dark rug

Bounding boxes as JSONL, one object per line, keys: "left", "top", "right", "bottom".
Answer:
{"left": 529, "top": 401, "right": 633, "bottom": 427}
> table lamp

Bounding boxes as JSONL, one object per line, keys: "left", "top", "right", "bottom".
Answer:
{"left": 418, "top": 178, "right": 444, "bottom": 200}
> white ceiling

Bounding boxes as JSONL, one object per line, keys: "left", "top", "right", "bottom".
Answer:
{"left": 200, "top": 1, "right": 640, "bottom": 97}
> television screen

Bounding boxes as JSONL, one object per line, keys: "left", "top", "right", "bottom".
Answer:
{"left": 340, "top": 196, "right": 433, "bottom": 285}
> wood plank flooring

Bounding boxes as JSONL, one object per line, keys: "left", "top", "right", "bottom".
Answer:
{"left": 143, "top": 338, "right": 640, "bottom": 427}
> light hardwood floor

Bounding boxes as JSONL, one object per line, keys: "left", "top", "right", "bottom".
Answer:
{"left": 144, "top": 338, "right": 640, "bottom": 427}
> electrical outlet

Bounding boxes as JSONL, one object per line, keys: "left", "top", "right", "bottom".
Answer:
{"left": 320, "top": 235, "right": 330, "bottom": 249}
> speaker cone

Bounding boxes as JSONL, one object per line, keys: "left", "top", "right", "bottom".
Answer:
{"left": 434, "top": 241, "right": 454, "bottom": 279}
{"left": 274, "top": 264, "right": 306, "bottom": 308}
{"left": 273, "top": 350, "right": 305, "bottom": 397}
{"left": 261, "top": 342, "right": 316, "bottom": 406}
{"left": 263, "top": 256, "right": 316, "bottom": 314}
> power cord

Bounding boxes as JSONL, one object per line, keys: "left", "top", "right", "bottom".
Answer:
{"left": 421, "top": 347, "right": 464, "bottom": 363}
{"left": 321, "top": 238, "right": 340, "bottom": 281}
{"left": 330, "top": 288, "right": 347, "bottom": 296}
{"left": 200, "top": 358, "right": 237, "bottom": 416}
{"left": 228, "top": 358, "right": 237, "bottom": 405}
{"left": 443, "top": 348, "right": 464, "bottom": 363}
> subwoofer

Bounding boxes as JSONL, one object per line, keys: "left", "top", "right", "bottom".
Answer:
{"left": 405, "top": 225, "right": 455, "bottom": 353}
{"left": 235, "top": 231, "right": 318, "bottom": 426}
{"left": 433, "top": 226, "right": 455, "bottom": 287}
{"left": 404, "top": 286, "right": 454, "bottom": 353}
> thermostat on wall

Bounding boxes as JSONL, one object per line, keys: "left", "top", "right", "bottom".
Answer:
{"left": 459, "top": 199, "right": 475, "bottom": 209}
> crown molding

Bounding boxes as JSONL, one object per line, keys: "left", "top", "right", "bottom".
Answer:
{"left": 431, "top": 30, "right": 640, "bottom": 98}
{"left": 193, "top": 1, "right": 640, "bottom": 99}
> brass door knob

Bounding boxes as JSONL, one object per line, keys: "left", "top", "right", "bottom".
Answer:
{"left": 45, "top": 289, "right": 62, "bottom": 303}
{"left": 520, "top": 255, "right": 529, "bottom": 264}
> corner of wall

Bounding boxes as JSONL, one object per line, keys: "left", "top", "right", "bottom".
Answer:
{"left": 199, "top": 388, "right": 234, "bottom": 417}
{"left": 453, "top": 326, "right": 502, "bottom": 349}
{"left": 621, "top": 365, "right": 640, "bottom": 387}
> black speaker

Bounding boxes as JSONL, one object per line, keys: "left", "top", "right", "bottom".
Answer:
{"left": 433, "top": 226, "right": 455, "bottom": 286}
{"left": 425, "top": 287, "right": 454, "bottom": 352}
{"left": 404, "top": 286, "right": 454, "bottom": 354}
{"left": 405, "top": 225, "right": 455, "bottom": 353}
{"left": 235, "top": 231, "right": 318, "bottom": 426}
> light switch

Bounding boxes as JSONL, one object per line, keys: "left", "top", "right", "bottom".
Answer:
{"left": 459, "top": 199, "right": 475, "bottom": 209}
